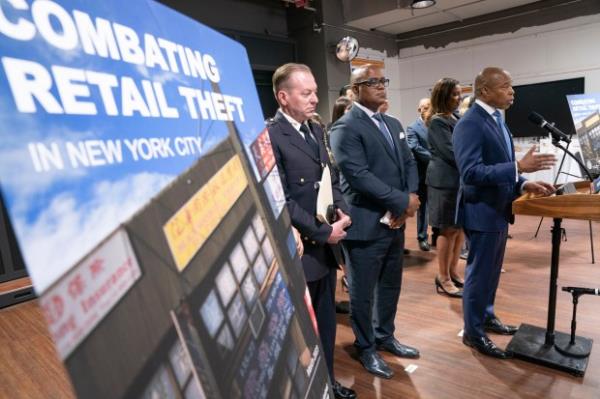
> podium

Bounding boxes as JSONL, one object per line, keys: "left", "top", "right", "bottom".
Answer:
{"left": 506, "top": 181, "right": 600, "bottom": 376}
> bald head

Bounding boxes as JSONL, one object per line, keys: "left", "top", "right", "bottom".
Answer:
{"left": 350, "top": 64, "right": 379, "bottom": 85}
{"left": 350, "top": 64, "right": 387, "bottom": 111}
{"left": 474, "top": 67, "right": 507, "bottom": 97}
{"left": 417, "top": 97, "right": 430, "bottom": 120}
{"left": 474, "top": 67, "right": 514, "bottom": 110}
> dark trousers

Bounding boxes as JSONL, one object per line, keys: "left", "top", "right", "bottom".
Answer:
{"left": 462, "top": 228, "right": 508, "bottom": 338}
{"left": 416, "top": 181, "right": 428, "bottom": 241}
{"left": 344, "top": 234, "right": 404, "bottom": 353}
{"left": 307, "top": 268, "right": 337, "bottom": 380}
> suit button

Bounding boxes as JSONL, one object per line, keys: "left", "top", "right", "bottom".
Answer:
{"left": 303, "top": 236, "right": 308, "bottom": 241}
{"left": 311, "top": 241, "right": 316, "bottom": 245}
{"left": 300, "top": 177, "right": 305, "bottom": 184}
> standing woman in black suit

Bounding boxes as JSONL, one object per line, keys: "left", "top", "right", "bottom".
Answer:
{"left": 426, "top": 78, "right": 464, "bottom": 298}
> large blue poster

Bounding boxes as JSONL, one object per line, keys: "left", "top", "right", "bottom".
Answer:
{"left": 566, "top": 93, "right": 600, "bottom": 171}
{"left": 0, "top": 0, "right": 266, "bottom": 292}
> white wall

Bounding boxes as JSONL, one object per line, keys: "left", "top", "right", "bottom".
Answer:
{"left": 392, "top": 13, "right": 600, "bottom": 182}
{"left": 394, "top": 13, "right": 600, "bottom": 125}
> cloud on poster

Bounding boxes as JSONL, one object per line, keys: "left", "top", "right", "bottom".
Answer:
{"left": 15, "top": 171, "right": 172, "bottom": 292}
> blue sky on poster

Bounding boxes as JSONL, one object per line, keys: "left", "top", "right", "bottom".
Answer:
{"left": 0, "top": 0, "right": 267, "bottom": 292}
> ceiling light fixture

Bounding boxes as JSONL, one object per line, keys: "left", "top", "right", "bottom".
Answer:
{"left": 411, "top": 0, "right": 436, "bottom": 9}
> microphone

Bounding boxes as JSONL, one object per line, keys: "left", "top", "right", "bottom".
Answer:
{"left": 528, "top": 112, "right": 571, "bottom": 143}
{"left": 562, "top": 286, "right": 600, "bottom": 296}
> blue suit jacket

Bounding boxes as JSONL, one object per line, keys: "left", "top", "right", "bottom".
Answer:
{"left": 329, "top": 105, "right": 418, "bottom": 241}
{"left": 452, "top": 103, "right": 525, "bottom": 232}
{"left": 406, "top": 118, "right": 431, "bottom": 181}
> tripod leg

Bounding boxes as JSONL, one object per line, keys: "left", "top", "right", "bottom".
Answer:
{"left": 589, "top": 220, "right": 595, "bottom": 264}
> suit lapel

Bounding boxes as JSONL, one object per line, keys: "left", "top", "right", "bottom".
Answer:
{"left": 354, "top": 107, "right": 399, "bottom": 166}
{"left": 383, "top": 115, "right": 405, "bottom": 175}
{"left": 486, "top": 115, "right": 513, "bottom": 160}
{"left": 274, "top": 112, "right": 321, "bottom": 163}
{"left": 475, "top": 105, "right": 513, "bottom": 161}
{"left": 308, "top": 121, "right": 327, "bottom": 166}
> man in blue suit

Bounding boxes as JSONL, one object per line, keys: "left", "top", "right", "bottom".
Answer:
{"left": 453, "top": 67, "right": 554, "bottom": 359}
{"left": 406, "top": 98, "right": 432, "bottom": 251}
{"left": 330, "top": 64, "right": 420, "bottom": 379}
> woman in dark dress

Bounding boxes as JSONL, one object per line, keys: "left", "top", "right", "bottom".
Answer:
{"left": 426, "top": 78, "right": 464, "bottom": 297}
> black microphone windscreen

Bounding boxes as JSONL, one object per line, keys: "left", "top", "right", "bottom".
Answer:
{"left": 528, "top": 112, "right": 544, "bottom": 125}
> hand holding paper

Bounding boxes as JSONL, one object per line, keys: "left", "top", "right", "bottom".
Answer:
{"left": 316, "top": 165, "right": 334, "bottom": 225}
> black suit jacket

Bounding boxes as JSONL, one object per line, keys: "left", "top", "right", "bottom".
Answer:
{"left": 268, "top": 111, "right": 348, "bottom": 281}
{"left": 329, "top": 104, "right": 418, "bottom": 241}
{"left": 426, "top": 114, "right": 460, "bottom": 189}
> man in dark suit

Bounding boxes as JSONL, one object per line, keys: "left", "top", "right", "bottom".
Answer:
{"left": 453, "top": 67, "right": 554, "bottom": 359}
{"left": 267, "top": 63, "right": 355, "bottom": 399}
{"left": 406, "top": 98, "right": 432, "bottom": 251}
{"left": 330, "top": 64, "right": 420, "bottom": 379}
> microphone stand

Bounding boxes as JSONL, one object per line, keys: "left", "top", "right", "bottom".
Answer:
{"left": 554, "top": 287, "right": 596, "bottom": 358}
{"left": 552, "top": 139, "right": 594, "bottom": 181}
{"left": 533, "top": 138, "right": 570, "bottom": 237}
{"left": 507, "top": 135, "right": 597, "bottom": 376}
{"left": 533, "top": 136, "right": 595, "bottom": 264}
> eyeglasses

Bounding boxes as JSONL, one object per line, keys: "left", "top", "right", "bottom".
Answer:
{"left": 354, "top": 78, "right": 390, "bottom": 88}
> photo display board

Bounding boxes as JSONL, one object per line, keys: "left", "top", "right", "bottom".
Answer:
{"left": 567, "top": 93, "right": 600, "bottom": 173}
{"left": 0, "top": 1, "right": 331, "bottom": 398}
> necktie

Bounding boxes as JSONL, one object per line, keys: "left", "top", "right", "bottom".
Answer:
{"left": 492, "top": 110, "right": 513, "bottom": 160}
{"left": 372, "top": 113, "right": 395, "bottom": 149}
{"left": 300, "top": 123, "right": 319, "bottom": 157}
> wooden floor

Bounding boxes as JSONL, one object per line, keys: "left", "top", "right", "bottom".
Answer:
{"left": 0, "top": 216, "right": 599, "bottom": 398}
{"left": 0, "top": 300, "right": 74, "bottom": 399}
{"left": 335, "top": 216, "right": 600, "bottom": 399}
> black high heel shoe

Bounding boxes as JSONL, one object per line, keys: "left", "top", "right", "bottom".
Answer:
{"left": 435, "top": 276, "right": 463, "bottom": 298}
{"left": 451, "top": 276, "right": 464, "bottom": 288}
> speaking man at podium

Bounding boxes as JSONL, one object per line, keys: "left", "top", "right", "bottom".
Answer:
{"left": 453, "top": 67, "right": 555, "bottom": 359}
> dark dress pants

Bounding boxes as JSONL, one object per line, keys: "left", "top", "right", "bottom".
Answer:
{"left": 307, "top": 267, "right": 337, "bottom": 380}
{"left": 416, "top": 181, "right": 428, "bottom": 241}
{"left": 462, "top": 227, "right": 508, "bottom": 338}
{"left": 344, "top": 233, "right": 404, "bottom": 353}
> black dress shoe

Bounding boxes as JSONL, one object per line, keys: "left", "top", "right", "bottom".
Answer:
{"left": 359, "top": 351, "right": 394, "bottom": 379}
{"left": 418, "top": 239, "right": 431, "bottom": 251}
{"left": 462, "top": 334, "right": 512, "bottom": 359}
{"left": 484, "top": 318, "right": 517, "bottom": 335}
{"left": 377, "top": 338, "right": 420, "bottom": 359}
{"left": 332, "top": 381, "right": 356, "bottom": 399}
{"left": 333, "top": 381, "right": 356, "bottom": 399}
{"left": 335, "top": 301, "right": 350, "bottom": 314}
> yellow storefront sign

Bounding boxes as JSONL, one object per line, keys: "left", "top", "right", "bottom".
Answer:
{"left": 163, "top": 155, "right": 248, "bottom": 271}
